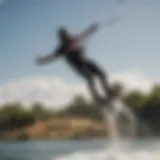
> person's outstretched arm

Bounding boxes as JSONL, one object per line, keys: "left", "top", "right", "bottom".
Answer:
{"left": 76, "top": 23, "right": 99, "bottom": 42}
{"left": 36, "top": 47, "right": 61, "bottom": 65}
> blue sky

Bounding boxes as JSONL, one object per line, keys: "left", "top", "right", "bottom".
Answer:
{"left": 0, "top": 0, "right": 160, "bottom": 84}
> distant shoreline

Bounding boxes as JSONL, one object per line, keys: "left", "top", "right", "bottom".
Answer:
{"left": 0, "top": 117, "right": 154, "bottom": 141}
{"left": 0, "top": 84, "right": 159, "bottom": 140}
{"left": 0, "top": 118, "right": 109, "bottom": 140}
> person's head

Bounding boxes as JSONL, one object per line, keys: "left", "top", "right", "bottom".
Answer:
{"left": 57, "top": 27, "right": 70, "bottom": 43}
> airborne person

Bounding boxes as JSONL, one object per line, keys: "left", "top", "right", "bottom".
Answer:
{"left": 36, "top": 24, "right": 113, "bottom": 104}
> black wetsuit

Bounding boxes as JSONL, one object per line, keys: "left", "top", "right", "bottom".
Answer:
{"left": 55, "top": 38, "right": 111, "bottom": 102}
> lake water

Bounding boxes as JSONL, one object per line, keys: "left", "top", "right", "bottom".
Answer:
{"left": 0, "top": 139, "right": 160, "bottom": 160}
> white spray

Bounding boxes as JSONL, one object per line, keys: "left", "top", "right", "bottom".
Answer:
{"left": 101, "top": 97, "right": 137, "bottom": 159}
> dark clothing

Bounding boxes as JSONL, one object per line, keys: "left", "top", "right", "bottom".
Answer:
{"left": 71, "top": 58, "right": 112, "bottom": 103}
{"left": 55, "top": 38, "right": 84, "bottom": 62}
{"left": 55, "top": 37, "right": 111, "bottom": 103}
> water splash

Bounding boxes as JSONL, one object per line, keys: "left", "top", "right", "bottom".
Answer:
{"left": 55, "top": 98, "right": 160, "bottom": 160}
{"left": 102, "top": 98, "right": 137, "bottom": 157}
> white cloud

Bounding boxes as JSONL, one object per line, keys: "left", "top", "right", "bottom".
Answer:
{"left": 0, "top": 69, "right": 159, "bottom": 109}
{"left": 0, "top": 77, "right": 86, "bottom": 109}
{"left": 109, "top": 69, "right": 159, "bottom": 93}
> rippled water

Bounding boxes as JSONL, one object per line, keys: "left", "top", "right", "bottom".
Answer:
{"left": 0, "top": 139, "right": 160, "bottom": 160}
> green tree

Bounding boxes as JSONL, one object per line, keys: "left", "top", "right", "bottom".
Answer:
{"left": 124, "top": 90, "right": 147, "bottom": 108}
{"left": 31, "top": 102, "right": 52, "bottom": 120}
{"left": 0, "top": 103, "right": 35, "bottom": 131}
{"left": 61, "top": 95, "right": 102, "bottom": 120}
{"left": 146, "top": 84, "right": 160, "bottom": 106}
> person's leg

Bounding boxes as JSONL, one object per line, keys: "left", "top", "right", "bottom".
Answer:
{"left": 71, "top": 61, "right": 102, "bottom": 102}
{"left": 86, "top": 73, "right": 101, "bottom": 102}
{"left": 84, "top": 59, "right": 113, "bottom": 99}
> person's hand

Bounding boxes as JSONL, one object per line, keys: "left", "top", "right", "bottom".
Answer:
{"left": 35, "top": 56, "right": 45, "bottom": 65}
{"left": 90, "top": 23, "right": 99, "bottom": 32}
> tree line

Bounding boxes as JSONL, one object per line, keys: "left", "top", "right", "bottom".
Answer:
{"left": 0, "top": 83, "right": 160, "bottom": 134}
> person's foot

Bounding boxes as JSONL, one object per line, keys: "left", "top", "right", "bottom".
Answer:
{"left": 108, "top": 87, "right": 115, "bottom": 99}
